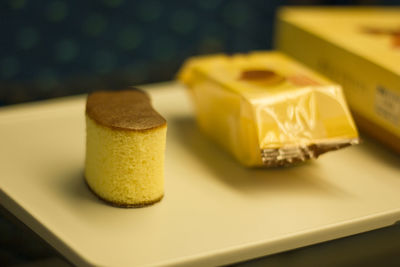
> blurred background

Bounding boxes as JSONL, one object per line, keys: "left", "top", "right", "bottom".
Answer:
{"left": 1, "top": 0, "right": 400, "bottom": 266}
{"left": 0, "top": 0, "right": 399, "bottom": 107}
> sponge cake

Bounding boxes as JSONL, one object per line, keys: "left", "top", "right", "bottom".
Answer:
{"left": 85, "top": 89, "right": 167, "bottom": 207}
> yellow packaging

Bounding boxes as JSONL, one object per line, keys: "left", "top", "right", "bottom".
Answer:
{"left": 178, "top": 52, "right": 359, "bottom": 167}
{"left": 276, "top": 7, "right": 400, "bottom": 153}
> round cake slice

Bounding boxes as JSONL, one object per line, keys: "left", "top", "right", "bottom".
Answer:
{"left": 85, "top": 89, "right": 167, "bottom": 207}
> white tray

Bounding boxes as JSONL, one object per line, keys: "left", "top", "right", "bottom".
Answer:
{"left": 1, "top": 82, "right": 400, "bottom": 267}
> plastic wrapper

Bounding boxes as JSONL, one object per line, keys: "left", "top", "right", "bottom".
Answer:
{"left": 178, "top": 52, "right": 359, "bottom": 167}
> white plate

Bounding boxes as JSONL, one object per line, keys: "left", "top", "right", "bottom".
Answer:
{"left": 1, "top": 82, "right": 400, "bottom": 267}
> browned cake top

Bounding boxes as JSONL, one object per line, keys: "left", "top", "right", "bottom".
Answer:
{"left": 86, "top": 89, "right": 166, "bottom": 131}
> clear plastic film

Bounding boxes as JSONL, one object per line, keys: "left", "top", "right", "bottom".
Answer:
{"left": 178, "top": 52, "right": 359, "bottom": 167}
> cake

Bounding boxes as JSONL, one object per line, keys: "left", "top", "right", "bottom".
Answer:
{"left": 178, "top": 52, "right": 359, "bottom": 167}
{"left": 85, "top": 89, "right": 167, "bottom": 207}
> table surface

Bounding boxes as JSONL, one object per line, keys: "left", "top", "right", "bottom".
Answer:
{"left": 0, "top": 82, "right": 400, "bottom": 267}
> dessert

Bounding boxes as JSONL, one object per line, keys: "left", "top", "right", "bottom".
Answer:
{"left": 85, "top": 89, "right": 167, "bottom": 207}
{"left": 178, "top": 52, "right": 359, "bottom": 167}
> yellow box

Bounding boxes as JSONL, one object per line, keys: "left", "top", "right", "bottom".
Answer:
{"left": 178, "top": 52, "right": 358, "bottom": 167}
{"left": 276, "top": 7, "right": 400, "bottom": 153}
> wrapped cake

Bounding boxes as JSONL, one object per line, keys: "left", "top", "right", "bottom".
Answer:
{"left": 178, "top": 52, "right": 359, "bottom": 167}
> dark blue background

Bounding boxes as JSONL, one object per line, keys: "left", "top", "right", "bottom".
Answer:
{"left": 1, "top": 0, "right": 399, "bottom": 106}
